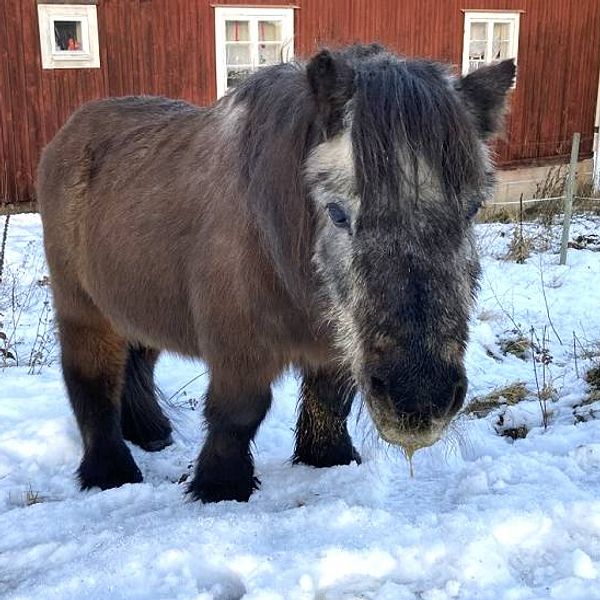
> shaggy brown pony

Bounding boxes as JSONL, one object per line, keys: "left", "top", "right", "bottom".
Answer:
{"left": 37, "top": 45, "right": 515, "bottom": 502}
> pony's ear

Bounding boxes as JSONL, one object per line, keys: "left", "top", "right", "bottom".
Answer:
{"left": 307, "top": 50, "right": 355, "bottom": 137}
{"left": 456, "top": 59, "right": 516, "bottom": 138}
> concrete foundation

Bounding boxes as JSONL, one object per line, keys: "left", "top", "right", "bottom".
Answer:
{"left": 480, "top": 158, "right": 594, "bottom": 220}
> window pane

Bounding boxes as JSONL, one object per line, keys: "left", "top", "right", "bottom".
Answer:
{"left": 258, "top": 43, "right": 282, "bottom": 65}
{"left": 493, "top": 22, "right": 511, "bottom": 42}
{"left": 493, "top": 23, "right": 511, "bottom": 59}
{"left": 468, "top": 61, "right": 484, "bottom": 74}
{"left": 226, "top": 20, "right": 250, "bottom": 42}
{"left": 469, "top": 21, "right": 488, "bottom": 42}
{"left": 226, "top": 43, "right": 251, "bottom": 66}
{"left": 469, "top": 41, "right": 487, "bottom": 61}
{"left": 227, "top": 67, "right": 253, "bottom": 89}
{"left": 54, "top": 20, "right": 83, "bottom": 51}
{"left": 492, "top": 39, "right": 510, "bottom": 60}
{"left": 258, "top": 20, "right": 283, "bottom": 42}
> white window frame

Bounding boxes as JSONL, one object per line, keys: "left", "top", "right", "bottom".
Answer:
{"left": 38, "top": 4, "right": 100, "bottom": 69}
{"left": 462, "top": 11, "right": 520, "bottom": 77}
{"left": 214, "top": 6, "right": 294, "bottom": 98}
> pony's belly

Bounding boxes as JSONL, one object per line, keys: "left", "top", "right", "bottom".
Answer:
{"left": 82, "top": 260, "right": 200, "bottom": 357}
{"left": 112, "top": 310, "right": 199, "bottom": 358}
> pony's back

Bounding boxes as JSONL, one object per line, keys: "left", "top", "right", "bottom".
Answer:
{"left": 37, "top": 86, "right": 323, "bottom": 377}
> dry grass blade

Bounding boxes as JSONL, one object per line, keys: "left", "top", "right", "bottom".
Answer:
{"left": 505, "top": 230, "right": 533, "bottom": 263}
{"left": 523, "top": 165, "right": 566, "bottom": 226}
{"left": 25, "top": 485, "right": 45, "bottom": 506}
{"left": 504, "top": 196, "right": 533, "bottom": 263}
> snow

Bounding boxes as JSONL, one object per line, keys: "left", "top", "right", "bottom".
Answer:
{"left": 1, "top": 213, "right": 600, "bottom": 599}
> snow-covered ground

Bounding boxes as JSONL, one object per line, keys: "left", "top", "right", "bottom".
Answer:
{"left": 1, "top": 213, "right": 600, "bottom": 600}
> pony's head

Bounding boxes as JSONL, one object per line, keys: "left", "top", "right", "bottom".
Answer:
{"left": 304, "top": 47, "right": 515, "bottom": 450}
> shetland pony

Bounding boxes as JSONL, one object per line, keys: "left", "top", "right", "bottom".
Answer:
{"left": 37, "top": 45, "right": 515, "bottom": 501}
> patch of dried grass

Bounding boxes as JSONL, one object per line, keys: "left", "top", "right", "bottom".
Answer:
{"left": 584, "top": 365, "right": 600, "bottom": 404}
{"left": 500, "top": 335, "right": 532, "bottom": 360}
{"left": 465, "top": 382, "right": 529, "bottom": 418}
{"left": 8, "top": 484, "right": 46, "bottom": 508}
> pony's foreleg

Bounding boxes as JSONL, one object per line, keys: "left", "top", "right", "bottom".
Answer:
{"left": 121, "top": 345, "right": 173, "bottom": 452}
{"left": 293, "top": 369, "right": 361, "bottom": 467}
{"left": 58, "top": 316, "right": 143, "bottom": 490}
{"left": 187, "top": 378, "right": 272, "bottom": 503}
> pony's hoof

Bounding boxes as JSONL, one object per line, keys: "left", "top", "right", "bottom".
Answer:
{"left": 78, "top": 442, "right": 143, "bottom": 491}
{"left": 293, "top": 439, "right": 362, "bottom": 468}
{"left": 186, "top": 472, "right": 258, "bottom": 503}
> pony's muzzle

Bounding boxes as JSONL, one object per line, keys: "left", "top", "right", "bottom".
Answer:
{"left": 364, "top": 363, "right": 467, "bottom": 446}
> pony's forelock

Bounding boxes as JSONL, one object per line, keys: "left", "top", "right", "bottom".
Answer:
{"left": 350, "top": 54, "right": 488, "bottom": 209}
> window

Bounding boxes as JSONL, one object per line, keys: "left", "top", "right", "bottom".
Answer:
{"left": 462, "top": 11, "right": 520, "bottom": 76}
{"left": 215, "top": 7, "right": 294, "bottom": 98}
{"left": 38, "top": 4, "right": 100, "bottom": 69}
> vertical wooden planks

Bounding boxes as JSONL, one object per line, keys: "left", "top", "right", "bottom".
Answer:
{"left": 1, "top": 0, "right": 600, "bottom": 204}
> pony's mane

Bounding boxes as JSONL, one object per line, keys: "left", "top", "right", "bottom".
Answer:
{"left": 230, "top": 63, "right": 320, "bottom": 304}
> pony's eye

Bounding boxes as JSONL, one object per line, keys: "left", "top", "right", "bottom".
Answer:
{"left": 326, "top": 202, "right": 351, "bottom": 230}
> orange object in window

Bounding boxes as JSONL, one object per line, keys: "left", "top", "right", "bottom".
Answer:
{"left": 67, "top": 37, "right": 81, "bottom": 51}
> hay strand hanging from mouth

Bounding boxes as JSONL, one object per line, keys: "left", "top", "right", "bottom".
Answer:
{"left": 401, "top": 442, "right": 422, "bottom": 478}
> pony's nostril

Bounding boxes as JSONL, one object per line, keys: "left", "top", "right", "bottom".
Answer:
{"left": 370, "top": 374, "right": 387, "bottom": 395}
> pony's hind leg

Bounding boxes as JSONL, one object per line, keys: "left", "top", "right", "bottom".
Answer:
{"left": 187, "top": 376, "right": 272, "bottom": 503}
{"left": 293, "top": 368, "right": 361, "bottom": 467}
{"left": 58, "top": 314, "right": 143, "bottom": 490}
{"left": 121, "top": 345, "right": 173, "bottom": 452}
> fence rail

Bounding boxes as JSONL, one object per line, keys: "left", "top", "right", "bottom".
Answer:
{"left": 486, "top": 195, "right": 600, "bottom": 207}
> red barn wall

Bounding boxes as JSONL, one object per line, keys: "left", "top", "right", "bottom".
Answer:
{"left": 1, "top": 0, "right": 599, "bottom": 204}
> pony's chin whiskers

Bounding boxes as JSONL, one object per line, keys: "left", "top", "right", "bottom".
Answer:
{"left": 440, "top": 416, "right": 472, "bottom": 461}
{"left": 352, "top": 394, "right": 380, "bottom": 459}
{"left": 351, "top": 395, "right": 471, "bottom": 477}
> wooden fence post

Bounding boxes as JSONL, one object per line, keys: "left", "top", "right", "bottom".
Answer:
{"left": 559, "top": 133, "right": 581, "bottom": 265}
